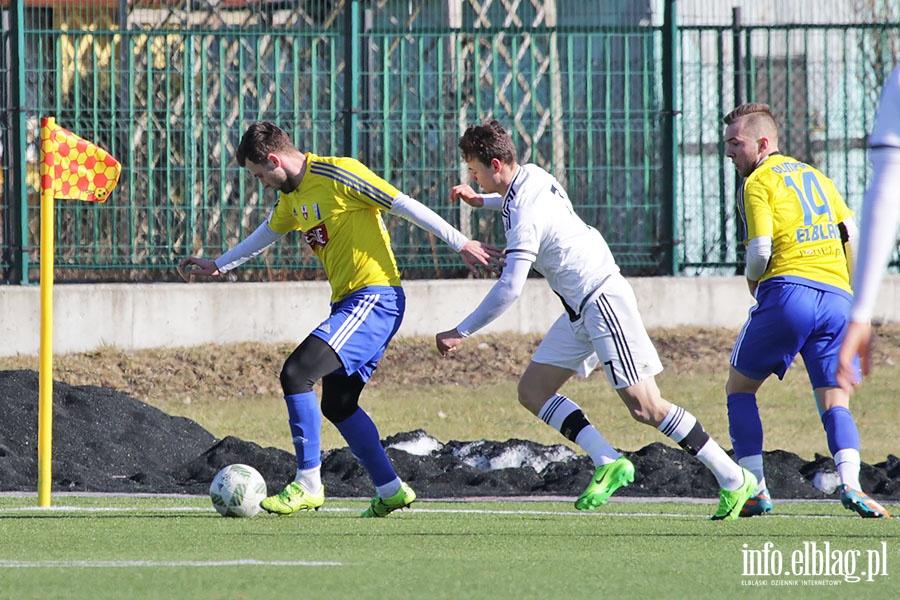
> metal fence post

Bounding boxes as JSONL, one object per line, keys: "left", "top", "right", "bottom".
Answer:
{"left": 343, "top": 0, "right": 360, "bottom": 158}
{"left": 661, "top": 0, "right": 679, "bottom": 275}
{"left": 731, "top": 7, "right": 746, "bottom": 273}
{"left": 6, "top": 0, "right": 28, "bottom": 284}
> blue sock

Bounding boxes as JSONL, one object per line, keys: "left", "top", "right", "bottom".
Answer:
{"left": 332, "top": 408, "right": 397, "bottom": 487}
{"left": 821, "top": 406, "right": 860, "bottom": 455}
{"left": 726, "top": 393, "right": 763, "bottom": 459}
{"left": 285, "top": 392, "right": 322, "bottom": 470}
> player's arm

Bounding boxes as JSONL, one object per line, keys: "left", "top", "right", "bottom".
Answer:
{"left": 390, "top": 193, "right": 468, "bottom": 250}
{"left": 450, "top": 183, "right": 504, "bottom": 210}
{"left": 839, "top": 69, "right": 900, "bottom": 390}
{"left": 390, "top": 194, "right": 503, "bottom": 275}
{"left": 825, "top": 179, "right": 859, "bottom": 282}
{"left": 838, "top": 217, "right": 858, "bottom": 281}
{"left": 742, "top": 182, "right": 774, "bottom": 297}
{"left": 849, "top": 148, "right": 900, "bottom": 324}
{"left": 435, "top": 252, "right": 532, "bottom": 356}
{"left": 837, "top": 320, "right": 871, "bottom": 393}
{"left": 744, "top": 236, "right": 771, "bottom": 296}
{"left": 178, "top": 221, "right": 284, "bottom": 278}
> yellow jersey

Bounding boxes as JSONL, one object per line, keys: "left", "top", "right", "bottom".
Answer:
{"left": 267, "top": 153, "right": 402, "bottom": 302}
{"left": 739, "top": 154, "right": 853, "bottom": 293}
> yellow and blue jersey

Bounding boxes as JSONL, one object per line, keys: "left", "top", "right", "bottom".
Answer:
{"left": 738, "top": 154, "right": 853, "bottom": 295}
{"left": 267, "top": 153, "right": 402, "bottom": 303}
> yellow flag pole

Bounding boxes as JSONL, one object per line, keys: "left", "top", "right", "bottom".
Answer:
{"left": 36, "top": 116, "right": 121, "bottom": 507}
{"left": 38, "top": 120, "right": 57, "bottom": 507}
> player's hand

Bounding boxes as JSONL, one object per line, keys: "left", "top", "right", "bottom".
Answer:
{"left": 177, "top": 256, "right": 221, "bottom": 282}
{"left": 459, "top": 239, "right": 504, "bottom": 277}
{"left": 450, "top": 184, "right": 485, "bottom": 207}
{"left": 837, "top": 320, "right": 872, "bottom": 394}
{"left": 436, "top": 329, "right": 464, "bottom": 357}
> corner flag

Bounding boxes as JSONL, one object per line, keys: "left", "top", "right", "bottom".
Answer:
{"left": 40, "top": 117, "right": 121, "bottom": 201}
{"left": 38, "top": 117, "right": 121, "bottom": 507}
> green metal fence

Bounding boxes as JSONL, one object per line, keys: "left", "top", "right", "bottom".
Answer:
{"left": 1, "top": 1, "right": 897, "bottom": 284}
{"left": 677, "top": 19, "right": 898, "bottom": 274}
{"left": 1, "top": 1, "right": 671, "bottom": 283}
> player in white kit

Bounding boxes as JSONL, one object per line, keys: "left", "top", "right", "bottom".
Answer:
{"left": 436, "top": 120, "right": 756, "bottom": 519}
{"left": 838, "top": 64, "right": 900, "bottom": 391}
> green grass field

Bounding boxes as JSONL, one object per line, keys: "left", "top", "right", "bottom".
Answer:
{"left": 2, "top": 333, "right": 898, "bottom": 599}
{"left": 1, "top": 495, "right": 898, "bottom": 600}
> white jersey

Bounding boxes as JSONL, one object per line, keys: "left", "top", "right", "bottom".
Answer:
{"left": 869, "top": 65, "right": 900, "bottom": 150}
{"left": 503, "top": 163, "right": 619, "bottom": 318}
{"left": 850, "top": 63, "right": 900, "bottom": 322}
{"left": 453, "top": 162, "right": 661, "bottom": 387}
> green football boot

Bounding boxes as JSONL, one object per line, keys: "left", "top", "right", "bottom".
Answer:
{"left": 260, "top": 481, "right": 325, "bottom": 515}
{"left": 361, "top": 482, "right": 417, "bottom": 518}
{"left": 711, "top": 469, "right": 757, "bottom": 520}
{"left": 575, "top": 456, "right": 636, "bottom": 510}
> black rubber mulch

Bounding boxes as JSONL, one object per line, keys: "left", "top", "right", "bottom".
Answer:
{"left": 2, "top": 370, "right": 897, "bottom": 502}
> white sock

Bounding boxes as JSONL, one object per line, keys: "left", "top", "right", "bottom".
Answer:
{"left": 538, "top": 395, "right": 620, "bottom": 466}
{"left": 738, "top": 454, "right": 767, "bottom": 495}
{"left": 574, "top": 428, "right": 621, "bottom": 466}
{"left": 696, "top": 442, "right": 745, "bottom": 491}
{"left": 834, "top": 448, "right": 862, "bottom": 490}
{"left": 375, "top": 477, "right": 402, "bottom": 499}
{"left": 294, "top": 466, "right": 322, "bottom": 495}
{"left": 658, "top": 404, "right": 744, "bottom": 491}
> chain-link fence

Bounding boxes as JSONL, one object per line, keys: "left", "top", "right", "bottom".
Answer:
{"left": 1, "top": 1, "right": 898, "bottom": 283}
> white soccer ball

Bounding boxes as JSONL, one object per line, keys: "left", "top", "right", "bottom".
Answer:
{"left": 209, "top": 464, "right": 267, "bottom": 518}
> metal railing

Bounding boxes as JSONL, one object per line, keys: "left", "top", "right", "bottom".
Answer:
{"left": 1, "top": 1, "right": 897, "bottom": 283}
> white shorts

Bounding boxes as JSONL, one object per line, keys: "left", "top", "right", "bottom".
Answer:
{"left": 531, "top": 273, "right": 663, "bottom": 388}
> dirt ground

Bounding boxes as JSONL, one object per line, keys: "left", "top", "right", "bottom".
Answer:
{"left": 11, "top": 323, "right": 900, "bottom": 405}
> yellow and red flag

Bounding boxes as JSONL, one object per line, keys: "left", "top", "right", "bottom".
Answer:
{"left": 37, "top": 117, "right": 121, "bottom": 507}
{"left": 39, "top": 117, "right": 121, "bottom": 201}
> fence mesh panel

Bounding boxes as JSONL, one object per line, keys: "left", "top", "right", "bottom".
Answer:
{"left": 1, "top": 1, "right": 897, "bottom": 283}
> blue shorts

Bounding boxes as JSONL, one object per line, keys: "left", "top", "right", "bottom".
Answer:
{"left": 311, "top": 286, "right": 405, "bottom": 383}
{"left": 730, "top": 279, "right": 858, "bottom": 388}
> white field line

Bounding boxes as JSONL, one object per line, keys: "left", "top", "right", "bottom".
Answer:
{"left": 0, "top": 559, "right": 343, "bottom": 569}
{"left": 0, "top": 504, "right": 851, "bottom": 519}
{"left": 0, "top": 491, "right": 853, "bottom": 504}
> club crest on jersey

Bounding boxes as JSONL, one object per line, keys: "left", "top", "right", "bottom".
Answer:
{"left": 304, "top": 223, "right": 329, "bottom": 249}
{"left": 301, "top": 205, "right": 309, "bottom": 219}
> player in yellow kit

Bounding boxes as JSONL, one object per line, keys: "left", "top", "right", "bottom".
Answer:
{"left": 180, "top": 122, "right": 500, "bottom": 518}
{"left": 722, "top": 103, "right": 890, "bottom": 518}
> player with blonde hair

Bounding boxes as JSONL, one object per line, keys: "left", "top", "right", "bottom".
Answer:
{"left": 723, "top": 103, "right": 890, "bottom": 518}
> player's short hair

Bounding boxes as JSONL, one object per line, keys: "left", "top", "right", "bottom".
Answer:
{"left": 722, "top": 103, "right": 778, "bottom": 129}
{"left": 458, "top": 119, "right": 517, "bottom": 165}
{"left": 236, "top": 122, "right": 295, "bottom": 166}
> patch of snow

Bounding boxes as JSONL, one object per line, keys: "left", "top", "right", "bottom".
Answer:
{"left": 451, "top": 442, "right": 577, "bottom": 473}
{"left": 388, "top": 432, "right": 444, "bottom": 456}
{"left": 810, "top": 470, "right": 841, "bottom": 494}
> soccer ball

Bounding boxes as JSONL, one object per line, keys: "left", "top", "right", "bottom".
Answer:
{"left": 209, "top": 464, "right": 267, "bottom": 518}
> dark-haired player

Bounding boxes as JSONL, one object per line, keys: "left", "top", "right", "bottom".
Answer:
{"left": 181, "top": 122, "right": 501, "bottom": 517}
{"left": 436, "top": 120, "right": 756, "bottom": 520}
